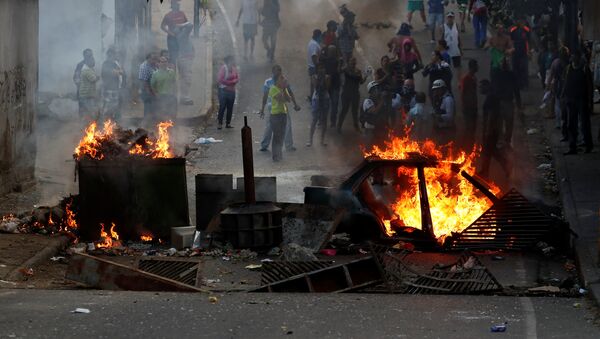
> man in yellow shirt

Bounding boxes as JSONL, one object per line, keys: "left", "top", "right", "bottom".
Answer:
{"left": 268, "top": 74, "right": 291, "bottom": 162}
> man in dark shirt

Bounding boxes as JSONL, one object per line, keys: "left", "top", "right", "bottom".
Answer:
{"left": 338, "top": 57, "right": 366, "bottom": 132}
{"left": 509, "top": 18, "right": 531, "bottom": 89}
{"left": 561, "top": 50, "right": 594, "bottom": 154}
{"left": 491, "top": 57, "right": 521, "bottom": 147}
{"left": 323, "top": 45, "right": 342, "bottom": 128}
{"left": 479, "top": 79, "right": 511, "bottom": 178}
{"left": 459, "top": 59, "right": 479, "bottom": 149}
{"left": 101, "top": 48, "right": 125, "bottom": 120}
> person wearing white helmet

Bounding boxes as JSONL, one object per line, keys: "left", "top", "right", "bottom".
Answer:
{"left": 431, "top": 79, "right": 455, "bottom": 136}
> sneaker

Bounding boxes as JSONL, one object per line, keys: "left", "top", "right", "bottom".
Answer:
{"left": 305, "top": 142, "right": 312, "bottom": 147}
{"left": 217, "top": 123, "right": 223, "bottom": 130}
{"left": 226, "top": 124, "right": 234, "bottom": 129}
{"left": 259, "top": 147, "right": 268, "bottom": 152}
{"left": 286, "top": 146, "right": 297, "bottom": 152}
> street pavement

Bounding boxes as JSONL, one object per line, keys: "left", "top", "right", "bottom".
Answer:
{"left": 1, "top": 289, "right": 599, "bottom": 338}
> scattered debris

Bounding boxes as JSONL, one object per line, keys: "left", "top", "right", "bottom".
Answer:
{"left": 573, "top": 303, "right": 582, "bottom": 308}
{"left": 245, "top": 264, "right": 262, "bottom": 270}
{"left": 0, "top": 215, "right": 20, "bottom": 233}
{"left": 282, "top": 243, "right": 318, "bottom": 262}
{"left": 71, "top": 308, "right": 91, "bottom": 314}
{"left": 50, "top": 256, "right": 66, "bottom": 262}
{"left": 527, "top": 128, "right": 539, "bottom": 135}
{"left": 194, "top": 137, "right": 223, "bottom": 144}
{"left": 490, "top": 322, "right": 508, "bottom": 333}
{"left": 19, "top": 267, "right": 34, "bottom": 277}
{"left": 260, "top": 261, "right": 333, "bottom": 285}
{"left": 537, "top": 163, "right": 552, "bottom": 170}
{"left": 528, "top": 286, "right": 560, "bottom": 293}
{"left": 0, "top": 280, "right": 17, "bottom": 286}
{"left": 320, "top": 249, "right": 337, "bottom": 256}
{"left": 209, "top": 296, "right": 218, "bottom": 304}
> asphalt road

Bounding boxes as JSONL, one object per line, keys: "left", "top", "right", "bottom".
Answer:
{"left": 0, "top": 289, "right": 598, "bottom": 338}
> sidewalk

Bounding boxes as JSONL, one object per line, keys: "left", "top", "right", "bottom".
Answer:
{"left": 541, "top": 101, "right": 600, "bottom": 304}
{"left": 123, "top": 0, "right": 214, "bottom": 122}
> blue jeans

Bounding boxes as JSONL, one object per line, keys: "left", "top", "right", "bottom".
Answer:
{"left": 260, "top": 113, "right": 294, "bottom": 150}
{"left": 217, "top": 88, "right": 236, "bottom": 125}
{"left": 473, "top": 14, "right": 488, "bottom": 47}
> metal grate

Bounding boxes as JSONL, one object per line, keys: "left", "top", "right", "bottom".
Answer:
{"left": 261, "top": 261, "right": 333, "bottom": 285}
{"left": 137, "top": 257, "right": 201, "bottom": 287}
{"left": 447, "top": 189, "right": 557, "bottom": 250}
{"left": 370, "top": 244, "right": 502, "bottom": 294}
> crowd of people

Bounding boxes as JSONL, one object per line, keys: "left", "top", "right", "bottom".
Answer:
{"left": 73, "top": 0, "right": 198, "bottom": 124}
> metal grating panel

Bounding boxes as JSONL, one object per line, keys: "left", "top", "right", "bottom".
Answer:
{"left": 447, "top": 189, "right": 556, "bottom": 250}
{"left": 370, "top": 244, "right": 502, "bottom": 294}
{"left": 261, "top": 261, "right": 333, "bottom": 285}
{"left": 137, "top": 257, "right": 201, "bottom": 287}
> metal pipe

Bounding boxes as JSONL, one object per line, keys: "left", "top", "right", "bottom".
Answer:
{"left": 241, "top": 116, "right": 256, "bottom": 204}
{"left": 417, "top": 166, "right": 435, "bottom": 240}
{"left": 460, "top": 171, "right": 500, "bottom": 204}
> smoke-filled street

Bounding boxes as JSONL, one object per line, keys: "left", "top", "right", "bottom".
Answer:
{"left": 2, "top": 0, "right": 600, "bottom": 338}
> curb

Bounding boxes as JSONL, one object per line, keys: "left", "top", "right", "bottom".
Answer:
{"left": 6, "top": 234, "right": 70, "bottom": 281}
{"left": 543, "top": 116, "right": 600, "bottom": 306}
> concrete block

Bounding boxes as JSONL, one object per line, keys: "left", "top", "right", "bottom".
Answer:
{"left": 171, "top": 226, "right": 196, "bottom": 249}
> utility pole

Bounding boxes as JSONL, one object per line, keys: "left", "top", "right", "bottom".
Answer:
{"left": 564, "top": 0, "right": 580, "bottom": 51}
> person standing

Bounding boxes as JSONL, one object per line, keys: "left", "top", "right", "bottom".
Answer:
{"left": 261, "top": 0, "right": 280, "bottom": 62}
{"left": 151, "top": 57, "right": 178, "bottom": 120}
{"left": 217, "top": 56, "right": 239, "bottom": 129}
{"left": 176, "top": 22, "right": 195, "bottom": 105}
{"left": 509, "top": 18, "right": 532, "bottom": 89}
{"left": 323, "top": 20, "right": 339, "bottom": 47}
{"left": 259, "top": 64, "right": 300, "bottom": 152}
{"left": 237, "top": 0, "right": 259, "bottom": 61}
{"left": 431, "top": 79, "right": 455, "bottom": 142}
{"left": 323, "top": 45, "right": 342, "bottom": 128}
{"left": 79, "top": 54, "right": 99, "bottom": 120}
{"left": 308, "top": 63, "right": 330, "bottom": 147}
{"left": 491, "top": 57, "right": 521, "bottom": 147}
{"left": 337, "top": 9, "right": 359, "bottom": 63}
{"left": 440, "top": 12, "right": 462, "bottom": 68}
{"left": 561, "top": 50, "right": 594, "bottom": 154}
{"left": 459, "top": 59, "right": 479, "bottom": 149}
{"left": 269, "top": 74, "right": 291, "bottom": 162}
{"left": 479, "top": 79, "right": 512, "bottom": 178}
{"left": 74, "top": 49, "right": 94, "bottom": 102}
{"left": 307, "top": 29, "right": 322, "bottom": 102}
{"left": 427, "top": 0, "right": 446, "bottom": 43}
{"left": 138, "top": 52, "right": 159, "bottom": 120}
{"left": 406, "top": 1, "right": 427, "bottom": 28}
{"left": 469, "top": 0, "right": 488, "bottom": 48}
{"left": 422, "top": 51, "right": 452, "bottom": 101}
{"left": 101, "top": 48, "right": 125, "bottom": 120}
{"left": 338, "top": 57, "right": 366, "bottom": 132}
{"left": 547, "top": 46, "right": 570, "bottom": 137}
{"left": 161, "top": 0, "right": 188, "bottom": 64}
{"left": 388, "top": 23, "right": 422, "bottom": 65}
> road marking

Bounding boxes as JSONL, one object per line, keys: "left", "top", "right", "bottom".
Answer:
{"left": 326, "top": 0, "right": 373, "bottom": 71}
{"left": 520, "top": 297, "right": 538, "bottom": 339}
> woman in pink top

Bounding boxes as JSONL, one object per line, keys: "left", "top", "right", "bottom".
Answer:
{"left": 217, "top": 55, "right": 239, "bottom": 129}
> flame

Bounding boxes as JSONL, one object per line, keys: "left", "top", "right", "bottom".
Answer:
{"left": 96, "top": 222, "right": 121, "bottom": 249}
{"left": 74, "top": 120, "right": 116, "bottom": 160}
{"left": 364, "top": 132, "right": 500, "bottom": 241}
{"left": 140, "top": 234, "right": 153, "bottom": 242}
{"left": 127, "top": 120, "right": 174, "bottom": 158}
{"left": 48, "top": 213, "right": 55, "bottom": 226}
{"left": 64, "top": 202, "right": 78, "bottom": 230}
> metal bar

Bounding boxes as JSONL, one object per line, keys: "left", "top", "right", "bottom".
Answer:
{"left": 416, "top": 166, "right": 435, "bottom": 240}
{"left": 460, "top": 171, "right": 500, "bottom": 204}
{"left": 241, "top": 117, "right": 256, "bottom": 204}
{"left": 66, "top": 254, "right": 207, "bottom": 292}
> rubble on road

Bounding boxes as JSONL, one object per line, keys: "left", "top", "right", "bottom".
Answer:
{"left": 281, "top": 243, "right": 318, "bottom": 262}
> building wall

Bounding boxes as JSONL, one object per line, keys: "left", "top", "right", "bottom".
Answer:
{"left": 38, "top": 0, "right": 115, "bottom": 94}
{"left": 0, "top": 0, "right": 39, "bottom": 195}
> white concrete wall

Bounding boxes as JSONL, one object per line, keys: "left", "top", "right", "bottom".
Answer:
{"left": 0, "top": 0, "right": 39, "bottom": 194}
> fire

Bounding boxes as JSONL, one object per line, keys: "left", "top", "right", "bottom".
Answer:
{"left": 75, "top": 120, "right": 175, "bottom": 160}
{"left": 364, "top": 132, "right": 500, "bottom": 241}
{"left": 140, "top": 234, "right": 153, "bottom": 242}
{"left": 75, "top": 120, "right": 116, "bottom": 160}
{"left": 96, "top": 222, "right": 121, "bottom": 249}
{"left": 64, "top": 202, "right": 78, "bottom": 230}
{"left": 128, "top": 120, "right": 174, "bottom": 158}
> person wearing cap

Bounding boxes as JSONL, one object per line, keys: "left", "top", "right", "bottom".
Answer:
{"left": 431, "top": 79, "right": 455, "bottom": 140}
{"left": 422, "top": 50, "right": 452, "bottom": 102}
{"left": 440, "top": 11, "right": 462, "bottom": 68}
{"left": 361, "top": 80, "right": 388, "bottom": 147}
{"left": 101, "top": 47, "right": 126, "bottom": 120}
{"left": 427, "top": 0, "right": 447, "bottom": 43}
{"left": 406, "top": 1, "right": 427, "bottom": 28}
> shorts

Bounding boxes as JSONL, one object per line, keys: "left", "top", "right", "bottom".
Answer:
{"left": 428, "top": 13, "right": 444, "bottom": 28}
{"left": 458, "top": 3, "right": 468, "bottom": 13}
{"left": 308, "top": 66, "right": 316, "bottom": 77}
{"left": 243, "top": 24, "right": 258, "bottom": 40}
{"left": 407, "top": 1, "right": 424, "bottom": 12}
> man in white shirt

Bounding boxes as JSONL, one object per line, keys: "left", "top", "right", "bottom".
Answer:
{"left": 307, "top": 29, "right": 322, "bottom": 101}
{"left": 432, "top": 79, "right": 455, "bottom": 129}
{"left": 440, "top": 11, "right": 462, "bottom": 67}
{"left": 237, "top": 0, "right": 260, "bottom": 61}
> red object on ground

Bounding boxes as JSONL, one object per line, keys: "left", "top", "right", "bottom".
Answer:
{"left": 320, "top": 249, "right": 337, "bottom": 256}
